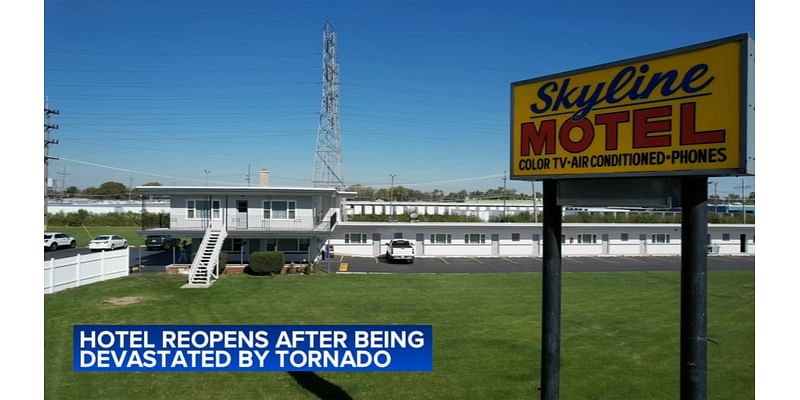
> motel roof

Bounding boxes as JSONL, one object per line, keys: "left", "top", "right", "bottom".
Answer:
{"left": 136, "top": 186, "right": 356, "bottom": 197}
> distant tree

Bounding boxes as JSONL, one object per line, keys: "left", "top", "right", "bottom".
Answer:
{"left": 431, "top": 189, "right": 445, "bottom": 201}
{"left": 346, "top": 184, "right": 376, "bottom": 200}
{"left": 727, "top": 193, "right": 741, "bottom": 201}
{"left": 143, "top": 181, "right": 162, "bottom": 186}
{"left": 65, "top": 186, "right": 79, "bottom": 196}
{"left": 94, "top": 181, "right": 129, "bottom": 199}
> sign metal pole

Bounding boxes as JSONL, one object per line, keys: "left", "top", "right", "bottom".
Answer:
{"left": 681, "top": 176, "right": 708, "bottom": 399}
{"left": 541, "top": 180, "right": 562, "bottom": 400}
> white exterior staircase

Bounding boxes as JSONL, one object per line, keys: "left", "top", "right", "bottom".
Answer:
{"left": 187, "top": 221, "right": 227, "bottom": 287}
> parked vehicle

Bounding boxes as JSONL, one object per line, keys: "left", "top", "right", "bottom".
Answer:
{"left": 89, "top": 235, "right": 128, "bottom": 251}
{"left": 145, "top": 234, "right": 179, "bottom": 251}
{"left": 44, "top": 232, "right": 76, "bottom": 251}
{"left": 385, "top": 239, "right": 415, "bottom": 263}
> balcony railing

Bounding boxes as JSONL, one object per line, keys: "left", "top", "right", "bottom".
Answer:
{"left": 164, "top": 209, "right": 339, "bottom": 233}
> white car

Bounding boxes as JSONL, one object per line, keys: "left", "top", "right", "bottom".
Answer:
{"left": 89, "top": 235, "right": 128, "bottom": 251}
{"left": 45, "top": 232, "right": 76, "bottom": 251}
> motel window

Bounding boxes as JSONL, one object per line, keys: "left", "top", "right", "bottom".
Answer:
{"left": 577, "top": 234, "right": 597, "bottom": 244}
{"left": 464, "top": 234, "right": 486, "bottom": 244}
{"left": 430, "top": 234, "right": 452, "bottom": 244}
{"left": 187, "top": 199, "right": 220, "bottom": 220}
{"left": 223, "top": 238, "right": 244, "bottom": 252}
{"left": 345, "top": 233, "right": 368, "bottom": 244}
{"left": 621, "top": 233, "right": 629, "bottom": 242}
{"left": 722, "top": 233, "right": 731, "bottom": 241}
{"left": 394, "top": 232, "right": 403, "bottom": 239}
{"left": 263, "top": 201, "right": 296, "bottom": 220}
{"left": 265, "top": 238, "right": 309, "bottom": 252}
{"left": 651, "top": 234, "right": 671, "bottom": 244}
{"left": 512, "top": 233, "right": 521, "bottom": 242}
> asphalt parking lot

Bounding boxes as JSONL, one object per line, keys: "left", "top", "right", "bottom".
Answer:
{"left": 44, "top": 246, "right": 178, "bottom": 271}
{"left": 46, "top": 247, "right": 755, "bottom": 275}
{"left": 326, "top": 254, "right": 755, "bottom": 274}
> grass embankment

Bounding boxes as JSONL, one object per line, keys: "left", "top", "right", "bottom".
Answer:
{"left": 47, "top": 226, "right": 146, "bottom": 247}
{"left": 44, "top": 272, "right": 754, "bottom": 399}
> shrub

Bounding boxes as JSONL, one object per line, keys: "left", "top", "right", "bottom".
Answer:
{"left": 218, "top": 252, "right": 227, "bottom": 273}
{"left": 248, "top": 251, "right": 284, "bottom": 275}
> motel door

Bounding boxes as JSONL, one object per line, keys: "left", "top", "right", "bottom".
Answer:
{"left": 372, "top": 233, "right": 381, "bottom": 257}
{"left": 236, "top": 200, "right": 248, "bottom": 229}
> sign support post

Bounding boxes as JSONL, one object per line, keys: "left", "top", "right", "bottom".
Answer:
{"left": 541, "top": 180, "right": 562, "bottom": 400}
{"left": 680, "top": 176, "right": 708, "bottom": 399}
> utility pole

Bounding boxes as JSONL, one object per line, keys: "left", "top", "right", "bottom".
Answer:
{"left": 56, "top": 166, "right": 70, "bottom": 200}
{"left": 389, "top": 173, "right": 397, "bottom": 221}
{"left": 128, "top": 177, "right": 134, "bottom": 201}
{"left": 708, "top": 181, "right": 718, "bottom": 205}
{"left": 246, "top": 164, "right": 251, "bottom": 186}
{"left": 44, "top": 103, "right": 60, "bottom": 230}
{"left": 734, "top": 178, "right": 752, "bottom": 224}
{"left": 503, "top": 171, "right": 508, "bottom": 219}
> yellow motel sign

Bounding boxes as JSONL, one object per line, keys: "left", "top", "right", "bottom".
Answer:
{"left": 511, "top": 34, "right": 753, "bottom": 179}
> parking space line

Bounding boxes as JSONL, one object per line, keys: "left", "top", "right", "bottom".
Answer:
{"left": 471, "top": 257, "right": 485, "bottom": 265}
{"left": 502, "top": 257, "right": 518, "bottom": 264}
{"left": 340, "top": 255, "right": 345, "bottom": 262}
{"left": 373, "top": 257, "right": 379, "bottom": 264}
{"left": 439, "top": 257, "right": 450, "bottom": 265}
{"left": 591, "top": 257, "right": 616, "bottom": 264}
{"left": 568, "top": 258, "right": 585, "bottom": 264}
{"left": 621, "top": 257, "right": 647, "bottom": 264}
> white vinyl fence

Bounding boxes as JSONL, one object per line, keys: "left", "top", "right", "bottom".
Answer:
{"left": 44, "top": 250, "right": 130, "bottom": 294}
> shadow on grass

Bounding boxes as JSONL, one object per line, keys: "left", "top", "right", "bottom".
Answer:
{"left": 288, "top": 371, "right": 353, "bottom": 400}
{"left": 243, "top": 266, "right": 274, "bottom": 276}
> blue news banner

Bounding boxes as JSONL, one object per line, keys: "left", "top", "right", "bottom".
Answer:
{"left": 74, "top": 325, "right": 432, "bottom": 372}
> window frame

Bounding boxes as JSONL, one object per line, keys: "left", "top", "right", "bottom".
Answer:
{"left": 263, "top": 200, "right": 297, "bottom": 220}
{"left": 512, "top": 233, "right": 521, "bottom": 242}
{"left": 577, "top": 233, "right": 597, "bottom": 244}
{"left": 186, "top": 199, "right": 221, "bottom": 220}
{"left": 464, "top": 233, "right": 486, "bottom": 244}
{"left": 430, "top": 233, "right": 452, "bottom": 244}
{"left": 264, "top": 238, "right": 311, "bottom": 252}
{"left": 651, "top": 233, "right": 671, "bottom": 244}
{"left": 345, "top": 233, "right": 368, "bottom": 244}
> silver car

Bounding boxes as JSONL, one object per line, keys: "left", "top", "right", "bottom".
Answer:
{"left": 88, "top": 235, "right": 128, "bottom": 251}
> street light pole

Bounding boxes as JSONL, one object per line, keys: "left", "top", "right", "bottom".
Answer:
{"left": 204, "top": 169, "right": 211, "bottom": 186}
{"left": 389, "top": 173, "right": 396, "bottom": 221}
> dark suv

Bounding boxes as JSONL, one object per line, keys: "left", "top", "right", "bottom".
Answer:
{"left": 145, "top": 235, "right": 179, "bottom": 251}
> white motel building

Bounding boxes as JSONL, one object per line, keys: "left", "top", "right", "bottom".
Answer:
{"left": 135, "top": 182, "right": 754, "bottom": 273}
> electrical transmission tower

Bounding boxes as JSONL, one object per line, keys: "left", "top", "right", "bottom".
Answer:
{"left": 312, "top": 21, "right": 345, "bottom": 189}
{"left": 45, "top": 102, "right": 60, "bottom": 229}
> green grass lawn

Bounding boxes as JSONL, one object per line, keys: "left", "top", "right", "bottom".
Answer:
{"left": 44, "top": 271, "right": 754, "bottom": 399}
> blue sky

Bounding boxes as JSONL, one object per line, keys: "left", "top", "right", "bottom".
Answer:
{"left": 44, "top": 0, "right": 755, "bottom": 196}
